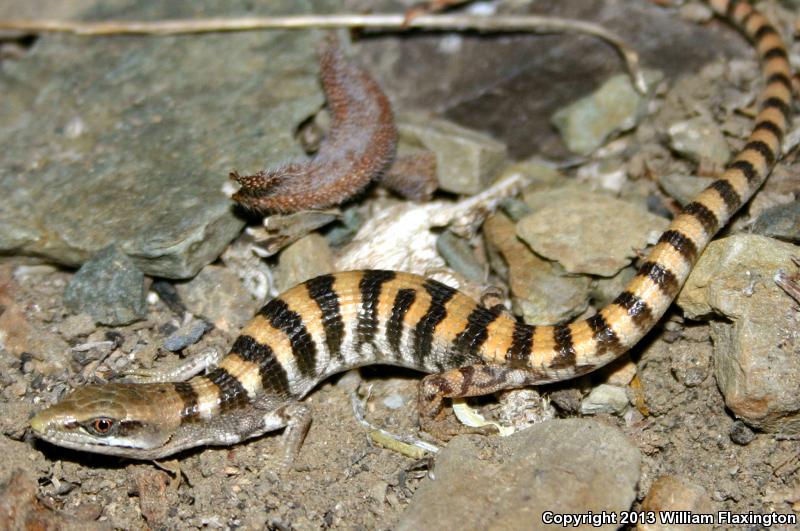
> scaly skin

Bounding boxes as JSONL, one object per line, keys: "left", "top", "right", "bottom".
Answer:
{"left": 32, "top": 0, "right": 793, "bottom": 459}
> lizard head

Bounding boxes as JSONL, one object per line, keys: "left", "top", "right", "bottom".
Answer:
{"left": 30, "top": 383, "right": 184, "bottom": 459}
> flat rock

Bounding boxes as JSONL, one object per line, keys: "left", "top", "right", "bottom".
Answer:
{"left": 436, "top": 230, "right": 485, "bottom": 284}
{"left": 580, "top": 384, "right": 629, "bottom": 416}
{"left": 0, "top": 0, "right": 330, "bottom": 278}
{"left": 552, "top": 70, "right": 662, "bottom": 156}
{"left": 676, "top": 234, "right": 800, "bottom": 433}
{"left": 64, "top": 245, "right": 146, "bottom": 326}
{"left": 640, "top": 475, "right": 715, "bottom": 531}
{"left": 659, "top": 174, "right": 715, "bottom": 206}
{"left": 396, "top": 419, "right": 640, "bottom": 530}
{"left": 752, "top": 200, "right": 800, "bottom": 243}
{"left": 518, "top": 186, "right": 668, "bottom": 277}
{"left": 273, "top": 233, "right": 334, "bottom": 293}
{"left": 668, "top": 116, "right": 730, "bottom": 167}
{"left": 484, "top": 213, "right": 589, "bottom": 325}
{"left": 175, "top": 265, "right": 259, "bottom": 334}
{"left": 398, "top": 111, "right": 507, "bottom": 195}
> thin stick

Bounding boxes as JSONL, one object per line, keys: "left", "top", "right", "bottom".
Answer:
{"left": 0, "top": 14, "right": 646, "bottom": 93}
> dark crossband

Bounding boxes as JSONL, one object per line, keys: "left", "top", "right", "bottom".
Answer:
{"left": 260, "top": 298, "right": 318, "bottom": 379}
{"left": 306, "top": 274, "right": 345, "bottom": 364}
{"left": 551, "top": 324, "right": 577, "bottom": 369}
{"left": 451, "top": 305, "right": 501, "bottom": 365}
{"left": 506, "top": 321, "right": 533, "bottom": 368}
{"left": 762, "top": 97, "right": 791, "bottom": 121}
{"left": 387, "top": 288, "right": 415, "bottom": 360}
{"left": 231, "top": 334, "right": 291, "bottom": 397}
{"left": 725, "top": 0, "right": 741, "bottom": 19}
{"left": 743, "top": 140, "right": 776, "bottom": 166}
{"left": 637, "top": 261, "right": 680, "bottom": 297}
{"left": 754, "top": 24, "right": 778, "bottom": 41}
{"left": 658, "top": 230, "right": 698, "bottom": 263}
{"left": 710, "top": 179, "right": 742, "bottom": 212}
{"left": 682, "top": 202, "right": 718, "bottom": 235}
{"left": 613, "top": 291, "right": 653, "bottom": 329}
{"left": 726, "top": 160, "right": 758, "bottom": 184}
{"left": 357, "top": 270, "right": 396, "bottom": 350}
{"left": 413, "top": 279, "right": 457, "bottom": 368}
{"left": 587, "top": 313, "right": 622, "bottom": 355}
{"left": 766, "top": 72, "right": 792, "bottom": 91}
{"left": 753, "top": 120, "right": 784, "bottom": 142}
{"left": 206, "top": 367, "right": 249, "bottom": 412}
{"left": 763, "top": 47, "right": 789, "bottom": 61}
{"left": 173, "top": 381, "right": 200, "bottom": 420}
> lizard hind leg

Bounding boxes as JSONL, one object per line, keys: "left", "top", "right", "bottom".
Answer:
{"left": 418, "top": 364, "right": 541, "bottom": 440}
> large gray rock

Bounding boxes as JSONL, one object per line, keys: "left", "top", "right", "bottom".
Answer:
{"left": 677, "top": 235, "right": 800, "bottom": 433}
{"left": 0, "top": 1, "right": 333, "bottom": 278}
{"left": 397, "top": 419, "right": 640, "bottom": 530}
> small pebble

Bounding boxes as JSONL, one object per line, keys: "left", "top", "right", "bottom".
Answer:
{"left": 729, "top": 420, "right": 755, "bottom": 445}
{"left": 56, "top": 313, "right": 95, "bottom": 340}
{"left": 436, "top": 231, "right": 484, "bottom": 283}
{"left": 668, "top": 116, "right": 730, "bottom": 168}
{"left": 63, "top": 245, "right": 147, "bottom": 326}
{"left": 752, "top": 200, "right": 800, "bottom": 243}
{"left": 580, "top": 384, "right": 629, "bottom": 415}
{"left": 163, "top": 319, "right": 209, "bottom": 352}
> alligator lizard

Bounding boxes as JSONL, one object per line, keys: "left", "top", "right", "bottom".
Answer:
{"left": 31, "top": 0, "right": 793, "bottom": 459}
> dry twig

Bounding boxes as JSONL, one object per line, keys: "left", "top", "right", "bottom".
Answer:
{"left": 0, "top": 13, "right": 646, "bottom": 93}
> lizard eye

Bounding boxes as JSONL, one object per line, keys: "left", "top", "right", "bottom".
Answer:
{"left": 87, "top": 417, "right": 116, "bottom": 436}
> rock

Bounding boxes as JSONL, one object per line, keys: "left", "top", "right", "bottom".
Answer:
{"left": 519, "top": 186, "right": 669, "bottom": 276}
{"left": 752, "top": 200, "right": 800, "bottom": 243}
{"left": 576, "top": 158, "right": 628, "bottom": 194}
{"left": 397, "top": 111, "right": 507, "bottom": 195}
{"left": 64, "top": 245, "right": 146, "bottom": 326}
{"left": 498, "top": 198, "right": 532, "bottom": 222}
{"left": 484, "top": 213, "right": 589, "bottom": 325}
{"left": 0, "top": 1, "right": 333, "bottom": 278}
{"left": 677, "top": 235, "right": 800, "bottom": 433}
{"left": 273, "top": 233, "right": 334, "bottom": 293}
{"left": 640, "top": 475, "right": 715, "bottom": 531}
{"left": 397, "top": 419, "right": 640, "bottom": 530}
{"left": 436, "top": 231, "right": 484, "bottom": 284}
{"left": 659, "top": 174, "right": 715, "bottom": 206}
{"left": 729, "top": 420, "right": 755, "bottom": 446}
{"left": 669, "top": 340, "right": 712, "bottom": 388}
{"left": 163, "top": 319, "right": 209, "bottom": 352}
{"left": 580, "top": 384, "right": 629, "bottom": 416}
{"left": 175, "top": 264, "right": 259, "bottom": 334}
{"left": 56, "top": 313, "right": 96, "bottom": 340}
{"left": 678, "top": 2, "right": 713, "bottom": 23}
{"left": 129, "top": 466, "right": 177, "bottom": 529}
{"left": 502, "top": 159, "right": 565, "bottom": 187}
{"left": 602, "top": 355, "right": 638, "bottom": 386}
{"left": 591, "top": 265, "right": 636, "bottom": 308}
{"left": 551, "top": 70, "right": 662, "bottom": 156}
{"left": 325, "top": 206, "right": 363, "bottom": 248}
{"left": 0, "top": 468, "right": 107, "bottom": 531}
{"left": 668, "top": 116, "right": 730, "bottom": 168}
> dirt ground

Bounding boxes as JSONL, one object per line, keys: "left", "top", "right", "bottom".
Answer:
{"left": 2, "top": 1, "right": 800, "bottom": 530}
